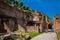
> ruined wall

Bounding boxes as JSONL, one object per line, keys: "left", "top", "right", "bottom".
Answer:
{"left": 0, "top": 1, "right": 52, "bottom": 33}
{"left": 53, "top": 16, "right": 60, "bottom": 32}
{"left": 26, "top": 26, "right": 38, "bottom": 32}
{"left": 0, "top": 1, "right": 25, "bottom": 33}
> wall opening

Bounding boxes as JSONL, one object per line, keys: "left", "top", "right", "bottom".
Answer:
{"left": 48, "top": 24, "right": 52, "bottom": 29}
{"left": 0, "top": 18, "right": 7, "bottom": 33}
{"left": 26, "top": 21, "right": 35, "bottom": 26}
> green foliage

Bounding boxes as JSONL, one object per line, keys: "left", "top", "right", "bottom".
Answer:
{"left": 19, "top": 2, "right": 23, "bottom": 7}
{"left": 13, "top": 1, "right": 23, "bottom": 9}
{"left": 29, "top": 32, "right": 43, "bottom": 38}
{"left": 14, "top": 31, "right": 43, "bottom": 38}
{"left": 25, "top": 16, "right": 29, "bottom": 21}
{"left": 17, "top": 2, "right": 23, "bottom": 9}
{"left": 22, "top": 6, "right": 32, "bottom": 15}
{"left": 23, "top": 6, "right": 29, "bottom": 10}
{"left": 1, "top": 0, "right": 32, "bottom": 13}
{"left": 1, "top": 0, "right": 32, "bottom": 11}
{"left": 23, "top": 10, "right": 32, "bottom": 14}
{"left": 13, "top": 1, "right": 19, "bottom": 6}
{"left": 39, "top": 16, "right": 42, "bottom": 21}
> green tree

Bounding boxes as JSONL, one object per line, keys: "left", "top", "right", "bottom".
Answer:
{"left": 18, "top": 2, "right": 23, "bottom": 9}
{"left": 13, "top": 1, "right": 18, "bottom": 6}
{"left": 13, "top": 1, "right": 23, "bottom": 9}
{"left": 19, "top": 2, "right": 23, "bottom": 7}
{"left": 23, "top": 6, "right": 29, "bottom": 10}
{"left": 22, "top": 6, "right": 33, "bottom": 15}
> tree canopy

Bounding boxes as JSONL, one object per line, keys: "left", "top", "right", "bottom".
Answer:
{"left": 1, "top": 0, "right": 33, "bottom": 14}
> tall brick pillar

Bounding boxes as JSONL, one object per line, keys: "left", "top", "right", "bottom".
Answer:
{"left": 53, "top": 17, "right": 56, "bottom": 32}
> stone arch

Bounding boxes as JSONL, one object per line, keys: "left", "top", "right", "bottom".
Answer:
{"left": 48, "top": 23, "right": 53, "bottom": 32}
{"left": 48, "top": 24, "right": 52, "bottom": 29}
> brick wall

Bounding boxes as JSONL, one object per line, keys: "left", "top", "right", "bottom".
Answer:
{"left": 53, "top": 15, "right": 60, "bottom": 32}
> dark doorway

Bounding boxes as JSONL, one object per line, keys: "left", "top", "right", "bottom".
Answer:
{"left": 48, "top": 24, "right": 53, "bottom": 32}
{"left": 48, "top": 24, "right": 52, "bottom": 29}
{"left": 26, "top": 21, "right": 35, "bottom": 26}
{"left": 0, "top": 18, "right": 7, "bottom": 33}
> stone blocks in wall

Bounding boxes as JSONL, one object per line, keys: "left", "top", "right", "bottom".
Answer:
{"left": 26, "top": 26, "right": 38, "bottom": 32}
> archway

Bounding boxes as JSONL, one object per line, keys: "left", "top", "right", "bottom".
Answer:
{"left": 48, "top": 24, "right": 52, "bottom": 29}
{"left": 48, "top": 24, "right": 53, "bottom": 32}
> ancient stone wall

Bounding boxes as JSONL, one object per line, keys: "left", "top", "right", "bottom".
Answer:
{"left": 26, "top": 26, "right": 38, "bottom": 32}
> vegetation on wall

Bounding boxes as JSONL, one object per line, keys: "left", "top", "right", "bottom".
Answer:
{"left": 25, "top": 16, "right": 29, "bottom": 21}
{"left": 1, "top": 0, "right": 10, "bottom": 3}
{"left": 39, "top": 16, "right": 42, "bottom": 21}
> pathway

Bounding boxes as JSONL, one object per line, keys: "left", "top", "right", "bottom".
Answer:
{"left": 31, "top": 32, "right": 57, "bottom": 40}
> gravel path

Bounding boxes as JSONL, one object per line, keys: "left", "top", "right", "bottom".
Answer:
{"left": 31, "top": 32, "right": 57, "bottom": 40}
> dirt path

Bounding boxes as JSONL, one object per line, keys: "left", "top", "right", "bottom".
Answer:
{"left": 31, "top": 32, "right": 57, "bottom": 40}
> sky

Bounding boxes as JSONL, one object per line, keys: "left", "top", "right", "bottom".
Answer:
{"left": 18, "top": 0, "right": 60, "bottom": 21}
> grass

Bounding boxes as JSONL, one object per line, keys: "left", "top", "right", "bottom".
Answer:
{"left": 13, "top": 30, "right": 44, "bottom": 38}
{"left": 29, "top": 32, "right": 43, "bottom": 38}
{"left": 0, "top": 30, "right": 43, "bottom": 40}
